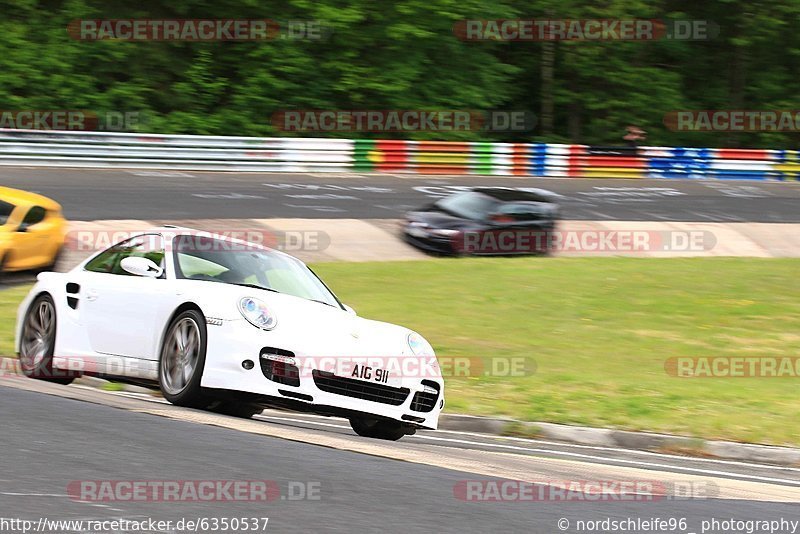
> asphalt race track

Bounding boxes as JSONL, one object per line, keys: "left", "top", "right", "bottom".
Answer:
{"left": 2, "top": 377, "right": 800, "bottom": 534}
{"left": 1, "top": 167, "right": 799, "bottom": 222}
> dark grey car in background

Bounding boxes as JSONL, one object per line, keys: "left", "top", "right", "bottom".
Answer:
{"left": 403, "top": 187, "right": 560, "bottom": 256}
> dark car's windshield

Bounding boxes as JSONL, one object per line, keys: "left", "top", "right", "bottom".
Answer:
{"left": 172, "top": 235, "right": 342, "bottom": 309}
{"left": 0, "top": 200, "right": 15, "bottom": 226}
{"left": 434, "top": 191, "right": 497, "bottom": 221}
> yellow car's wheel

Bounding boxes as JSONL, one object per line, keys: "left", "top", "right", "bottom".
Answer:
{"left": 39, "top": 246, "right": 62, "bottom": 273}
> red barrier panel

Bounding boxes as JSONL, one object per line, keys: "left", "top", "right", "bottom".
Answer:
{"left": 716, "top": 149, "right": 771, "bottom": 160}
{"left": 375, "top": 140, "right": 409, "bottom": 170}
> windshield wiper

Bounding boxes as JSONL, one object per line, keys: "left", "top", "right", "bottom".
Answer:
{"left": 231, "top": 283, "right": 281, "bottom": 293}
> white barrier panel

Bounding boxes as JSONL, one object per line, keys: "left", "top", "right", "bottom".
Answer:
{"left": 0, "top": 129, "right": 356, "bottom": 172}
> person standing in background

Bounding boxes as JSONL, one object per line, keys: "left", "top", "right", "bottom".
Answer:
{"left": 624, "top": 125, "right": 647, "bottom": 147}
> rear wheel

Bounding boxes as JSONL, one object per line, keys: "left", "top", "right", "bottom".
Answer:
{"left": 19, "top": 294, "right": 74, "bottom": 384}
{"left": 349, "top": 417, "right": 414, "bottom": 441}
{"left": 159, "top": 310, "right": 209, "bottom": 408}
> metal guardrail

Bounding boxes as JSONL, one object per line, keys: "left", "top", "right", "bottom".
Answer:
{"left": 0, "top": 129, "right": 798, "bottom": 179}
{"left": 0, "top": 130, "right": 356, "bottom": 172}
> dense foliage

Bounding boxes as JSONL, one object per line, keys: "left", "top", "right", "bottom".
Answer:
{"left": 1, "top": 0, "right": 797, "bottom": 147}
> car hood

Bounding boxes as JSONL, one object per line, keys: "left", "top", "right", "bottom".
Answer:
{"left": 176, "top": 279, "right": 419, "bottom": 357}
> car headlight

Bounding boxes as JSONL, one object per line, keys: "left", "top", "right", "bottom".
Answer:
{"left": 429, "top": 229, "right": 462, "bottom": 238}
{"left": 408, "top": 332, "right": 434, "bottom": 356}
{"left": 238, "top": 297, "right": 277, "bottom": 330}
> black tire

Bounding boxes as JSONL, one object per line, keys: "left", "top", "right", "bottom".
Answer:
{"left": 39, "top": 245, "right": 62, "bottom": 273}
{"left": 349, "top": 417, "right": 413, "bottom": 441}
{"left": 0, "top": 252, "right": 9, "bottom": 284}
{"left": 19, "top": 294, "right": 75, "bottom": 385}
{"left": 208, "top": 401, "right": 264, "bottom": 419}
{"left": 158, "top": 309, "right": 209, "bottom": 408}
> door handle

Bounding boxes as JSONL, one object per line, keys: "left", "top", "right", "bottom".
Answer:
{"left": 86, "top": 289, "right": 99, "bottom": 301}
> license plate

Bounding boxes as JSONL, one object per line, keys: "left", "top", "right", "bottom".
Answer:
{"left": 344, "top": 362, "right": 401, "bottom": 387}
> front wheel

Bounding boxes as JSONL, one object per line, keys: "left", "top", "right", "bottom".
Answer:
{"left": 159, "top": 310, "right": 209, "bottom": 408}
{"left": 19, "top": 294, "right": 74, "bottom": 384}
{"left": 349, "top": 417, "right": 414, "bottom": 441}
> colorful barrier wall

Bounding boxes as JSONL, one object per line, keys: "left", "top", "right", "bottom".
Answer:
{"left": 356, "top": 141, "right": 800, "bottom": 180}
{"left": 0, "top": 129, "right": 797, "bottom": 180}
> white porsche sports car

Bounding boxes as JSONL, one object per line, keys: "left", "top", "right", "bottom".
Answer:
{"left": 15, "top": 227, "right": 444, "bottom": 440}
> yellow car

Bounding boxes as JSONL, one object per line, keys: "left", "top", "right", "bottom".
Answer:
{"left": 0, "top": 186, "right": 67, "bottom": 274}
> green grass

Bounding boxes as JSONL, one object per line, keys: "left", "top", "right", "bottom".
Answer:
{"left": 313, "top": 257, "right": 800, "bottom": 446}
{"left": 0, "top": 285, "right": 24, "bottom": 356}
{"left": 3, "top": 257, "right": 799, "bottom": 446}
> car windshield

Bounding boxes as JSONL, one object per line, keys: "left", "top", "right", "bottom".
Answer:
{"left": 434, "top": 191, "right": 497, "bottom": 220}
{"left": 172, "top": 235, "right": 342, "bottom": 309}
{"left": 0, "top": 200, "right": 15, "bottom": 225}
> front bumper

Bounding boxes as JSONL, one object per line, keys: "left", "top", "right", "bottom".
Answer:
{"left": 403, "top": 229, "right": 458, "bottom": 255}
{"left": 200, "top": 319, "right": 444, "bottom": 429}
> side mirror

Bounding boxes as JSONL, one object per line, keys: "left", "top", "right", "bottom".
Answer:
{"left": 16, "top": 223, "right": 28, "bottom": 233}
{"left": 343, "top": 304, "right": 357, "bottom": 315}
{"left": 120, "top": 256, "right": 163, "bottom": 278}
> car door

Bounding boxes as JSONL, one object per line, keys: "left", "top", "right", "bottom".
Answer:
{"left": 9, "top": 205, "right": 51, "bottom": 269}
{"left": 80, "top": 234, "right": 170, "bottom": 359}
